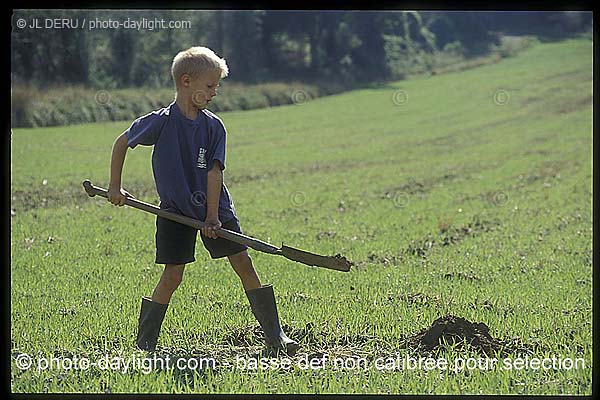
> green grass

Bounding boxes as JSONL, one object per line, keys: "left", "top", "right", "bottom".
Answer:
{"left": 10, "top": 38, "right": 592, "bottom": 394}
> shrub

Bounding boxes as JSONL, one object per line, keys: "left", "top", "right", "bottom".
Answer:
{"left": 11, "top": 81, "right": 350, "bottom": 128}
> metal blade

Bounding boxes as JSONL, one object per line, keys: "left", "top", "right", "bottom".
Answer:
{"left": 279, "top": 244, "right": 352, "bottom": 272}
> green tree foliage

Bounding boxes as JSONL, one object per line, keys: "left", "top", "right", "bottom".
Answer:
{"left": 349, "top": 11, "right": 390, "bottom": 81}
{"left": 11, "top": 10, "right": 591, "bottom": 89}
{"left": 226, "top": 11, "right": 266, "bottom": 82}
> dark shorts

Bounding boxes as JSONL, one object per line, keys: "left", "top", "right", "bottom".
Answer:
{"left": 155, "top": 216, "right": 248, "bottom": 265}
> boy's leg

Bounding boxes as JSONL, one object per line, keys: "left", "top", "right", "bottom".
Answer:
{"left": 136, "top": 264, "right": 185, "bottom": 351}
{"left": 228, "top": 250, "right": 299, "bottom": 355}
{"left": 244, "top": 283, "right": 300, "bottom": 356}
{"left": 227, "top": 250, "right": 261, "bottom": 291}
{"left": 152, "top": 263, "right": 186, "bottom": 304}
{"left": 202, "top": 219, "right": 299, "bottom": 354}
{"left": 137, "top": 211, "right": 196, "bottom": 351}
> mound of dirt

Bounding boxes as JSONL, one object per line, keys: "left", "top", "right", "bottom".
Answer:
{"left": 407, "top": 315, "right": 529, "bottom": 357}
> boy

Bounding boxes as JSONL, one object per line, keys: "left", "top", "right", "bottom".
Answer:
{"left": 107, "top": 46, "right": 299, "bottom": 355}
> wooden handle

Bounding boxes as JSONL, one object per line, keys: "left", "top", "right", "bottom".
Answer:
{"left": 81, "top": 180, "right": 281, "bottom": 254}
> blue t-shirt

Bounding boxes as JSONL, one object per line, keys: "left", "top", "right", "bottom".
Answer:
{"left": 124, "top": 101, "right": 238, "bottom": 223}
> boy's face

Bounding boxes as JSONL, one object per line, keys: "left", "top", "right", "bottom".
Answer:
{"left": 182, "top": 69, "right": 221, "bottom": 109}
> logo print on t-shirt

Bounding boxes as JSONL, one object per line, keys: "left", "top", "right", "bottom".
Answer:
{"left": 197, "top": 147, "right": 207, "bottom": 169}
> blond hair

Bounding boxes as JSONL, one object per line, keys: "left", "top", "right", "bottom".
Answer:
{"left": 171, "top": 46, "right": 229, "bottom": 88}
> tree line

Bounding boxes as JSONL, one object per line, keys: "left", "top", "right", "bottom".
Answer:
{"left": 11, "top": 10, "right": 591, "bottom": 89}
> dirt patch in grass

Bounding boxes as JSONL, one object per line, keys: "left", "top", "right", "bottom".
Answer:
{"left": 521, "top": 88, "right": 592, "bottom": 115}
{"left": 294, "top": 322, "right": 384, "bottom": 348}
{"left": 512, "top": 159, "right": 575, "bottom": 188}
{"left": 221, "top": 324, "right": 265, "bottom": 348}
{"left": 387, "top": 292, "right": 444, "bottom": 307}
{"left": 11, "top": 181, "right": 159, "bottom": 213}
{"left": 404, "top": 314, "right": 536, "bottom": 357}
{"left": 217, "top": 316, "right": 537, "bottom": 363}
{"left": 456, "top": 158, "right": 579, "bottom": 206}
{"left": 350, "top": 218, "right": 499, "bottom": 268}
{"left": 365, "top": 253, "right": 402, "bottom": 267}
{"left": 228, "top": 160, "right": 386, "bottom": 185}
{"left": 221, "top": 321, "right": 382, "bottom": 350}
{"left": 542, "top": 68, "right": 591, "bottom": 82}
{"left": 443, "top": 271, "right": 481, "bottom": 281}
{"left": 413, "top": 132, "right": 459, "bottom": 149}
{"left": 219, "top": 321, "right": 392, "bottom": 362}
{"left": 553, "top": 94, "right": 592, "bottom": 115}
{"left": 11, "top": 188, "right": 68, "bottom": 212}
{"left": 381, "top": 172, "right": 462, "bottom": 200}
{"left": 404, "top": 218, "right": 499, "bottom": 258}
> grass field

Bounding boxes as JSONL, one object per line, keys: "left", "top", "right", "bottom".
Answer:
{"left": 10, "top": 38, "right": 592, "bottom": 394}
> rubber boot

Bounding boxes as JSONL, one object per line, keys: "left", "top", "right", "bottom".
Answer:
{"left": 136, "top": 296, "right": 168, "bottom": 351}
{"left": 245, "top": 284, "right": 300, "bottom": 356}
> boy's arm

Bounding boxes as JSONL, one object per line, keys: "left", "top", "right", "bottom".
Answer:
{"left": 107, "top": 132, "right": 133, "bottom": 206}
{"left": 202, "top": 160, "right": 223, "bottom": 239}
